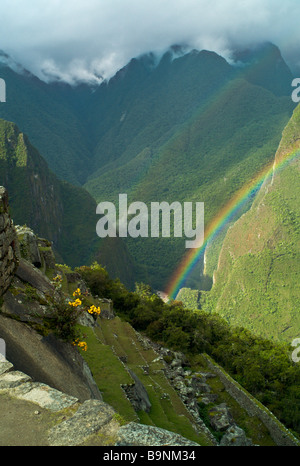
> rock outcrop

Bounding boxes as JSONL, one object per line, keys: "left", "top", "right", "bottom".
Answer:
{"left": 16, "top": 226, "right": 42, "bottom": 268}
{"left": 0, "top": 186, "right": 102, "bottom": 402}
{"left": 115, "top": 423, "right": 200, "bottom": 447}
{"left": 0, "top": 358, "right": 200, "bottom": 446}
{"left": 48, "top": 399, "right": 119, "bottom": 446}
{"left": 220, "top": 425, "right": 253, "bottom": 446}
{"left": 0, "top": 187, "right": 19, "bottom": 295}
{"left": 0, "top": 314, "right": 102, "bottom": 402}
{"left": 121, "top": 369, "right": 152, "bottom": 413}
{"left": 0, "top": 186, "right": 201, "bottom": 446}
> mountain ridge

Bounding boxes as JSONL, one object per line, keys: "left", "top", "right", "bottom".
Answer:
{"left": 0, "top": 42, "right": 296, "bottom": 289}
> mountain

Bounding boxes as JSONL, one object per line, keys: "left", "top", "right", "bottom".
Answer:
{"left": 0, "top": 117, "right": 99, "bottom": 267}
{"left": 204, "top": 102, "right": 300, "bottom": 343}
{"left": 87, "top": 44, "right": 294, "bottom": 289}
{"left": 0, "top": 192, "right": 205, "bottom": 446}
{"left": 0, "top": 53, "right": 93, "bottom": 186}
{"left": 0, "top": 43, "right": 296, "bottom": 289}
{"left": 0, "top": 118, "right": 137, "bottom": 287}
{"left": 232, "top": 42, "right": 294, "bottom": 97}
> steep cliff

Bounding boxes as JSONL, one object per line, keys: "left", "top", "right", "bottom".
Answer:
{"left": 0, "top": 118, "right": 100, "bottom": 267}
{"left": 0, "top": 118, "right": 137, "bottom": 287}
{"left": 208, "top": 103, "right": 300, "bottom": 343}
{"left": 0, "top": 186, "right": 19, "bottom": 295}
{"left": 0, "top": 187, "right": 207, "bottom": 446}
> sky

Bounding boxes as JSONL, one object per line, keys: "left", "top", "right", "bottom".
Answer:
{"left": 1, "top": 0, "right": 300, "bottom": 84}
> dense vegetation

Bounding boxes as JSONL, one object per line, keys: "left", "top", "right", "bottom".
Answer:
{"left": 85, "top": 52, "right": 294, "bottom": 289}
{"left": 204, "top": 103, "right": 300, "bottom": 343}
{"left": 0, "top": 44, "right": 295, "bottom": 289}
{"left": 0, "top": 118, "right": 100, "bottom": 268}
{"left": 0, "top": 58, "right": 93, "bottom": 186}
{"left": 76, "top": 262, "right": 300, "bottom": 437}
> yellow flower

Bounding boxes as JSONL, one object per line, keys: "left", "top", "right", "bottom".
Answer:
{"left": 73, "top": 288, "right": 81, "bottom": 297}
{"left": 73, "top": 339, "right": 87, "bottom": 351}
{"left": 69, "top": 298, "right": 82, "bottom": 307}
{"left": 53, "top": 275, "right": 62, "bottom": 282}
{"left": 52, "top": 275, "right": 63, "bottom": 289}
{"left": 77, "top": 341, "right": 87, "bottom": 351}
{"left": 87, "top": 304, "right": 101, "bottom": 315}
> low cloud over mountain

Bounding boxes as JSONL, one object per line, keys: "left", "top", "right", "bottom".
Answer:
{"left": 1, "top": 0, "right": 300, "bottom": 84}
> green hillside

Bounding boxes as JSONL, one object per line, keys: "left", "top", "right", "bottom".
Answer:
{"left": 204, "top": 103, "right": 300, "bottom": 343}
{"left": 0, "top": 118, "right": 121, "bottom": 275}
{"left": 123, "top": 78, "right": 293, "bottom": 288}
{"left": 74, "top": 262, "right": 300, "bottom": 437}
{"left": 0, "top": 60, "right": 93, "bottom": 186}
{"left": 83, "top": 46, "right": 294, "bottom": 289}
{"left": 0, "top": 118, "right": 99, "bottom": 266}
{"left": 0, "top": 43, "right": 295, "bottom": 289}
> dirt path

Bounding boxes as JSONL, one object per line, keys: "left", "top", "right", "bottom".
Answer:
{"left": 0, "top": 393, "right": 56, "bottom": 446}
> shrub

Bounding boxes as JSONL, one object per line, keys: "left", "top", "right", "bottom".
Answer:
{"left": 44, "top": 295, "right": 84, "bottom": 343}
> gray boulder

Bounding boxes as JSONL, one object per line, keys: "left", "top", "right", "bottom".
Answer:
{"left": 15, "top": 259, "right": 57, "bottom": 299}
{"left": 48, "top": 399, "right": 118, "bottom": 446}
{"left": 2, "top": 278, "right": 51, "bottom": 325}
{"left": 17, "top": 228, "right": 42, "bottom": 268}
{"left": 0, "top": 314, "right": 102, "bottom": 402}
{"left": 121, "top": 370, "right": 151, "bottom": 412}
{"left": 115, "top": 422, "right": 200, "bottom": 446}
{"left": 209, "top": 403, "right": 233, "bottom": 431}
{"left": 220, "top": 425, "right": 253, "bottom": 446}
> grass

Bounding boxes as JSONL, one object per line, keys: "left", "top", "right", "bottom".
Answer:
{"left": 78, "top": 316, "right": 213, "bottom": 445}
{"left": 77, "top": 324, "right": 138, "bottom": 422}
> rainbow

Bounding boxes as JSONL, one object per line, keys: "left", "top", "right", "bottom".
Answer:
{"left": 165, "top": 147, "right": 300, "bottom": 300}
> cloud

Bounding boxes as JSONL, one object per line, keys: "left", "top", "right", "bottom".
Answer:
{"left": 0, "top": 0, "right": 300, "bottom": 83}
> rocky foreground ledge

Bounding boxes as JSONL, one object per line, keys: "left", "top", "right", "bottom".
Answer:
{"left": 0, "top": 358, "right": 200, "bottom": 446}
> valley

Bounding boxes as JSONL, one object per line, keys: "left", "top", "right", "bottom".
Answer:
{"left": 0, "top": 205, "right": 298, "bottom": 445}
{"left": 0, "top": 39, "right": 299, "bottom": 446}
{"left": 0, "top": 43, "right": 296, "bottom": 290}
